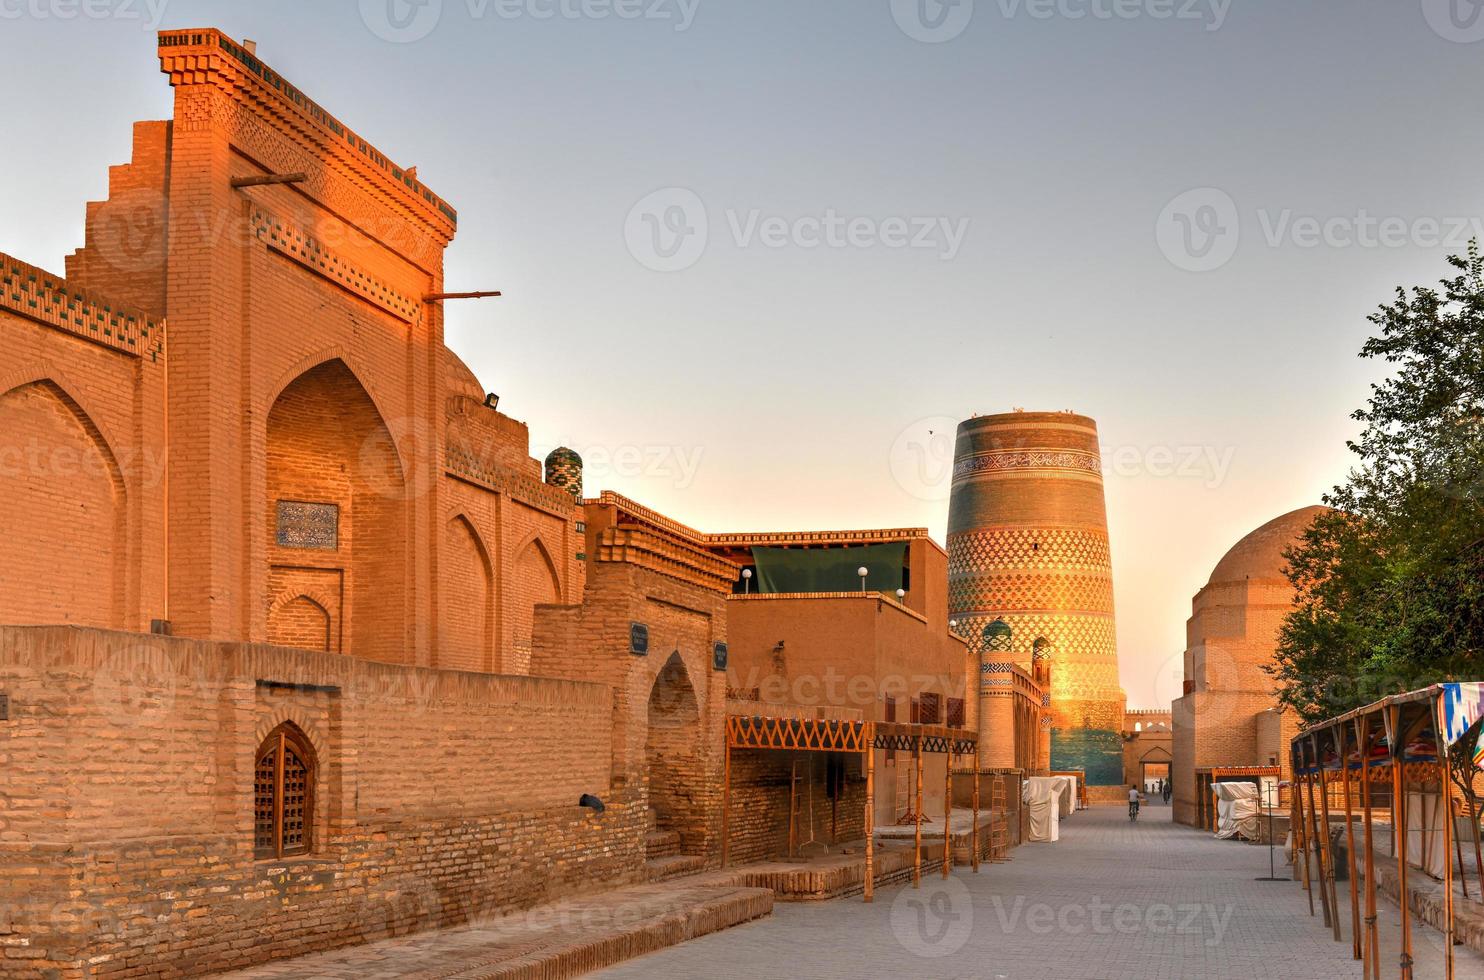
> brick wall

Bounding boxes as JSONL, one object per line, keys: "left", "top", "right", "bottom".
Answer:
{"left": 725, "top": 751, "right": 866, "bottom": 866}
{"left": 531, "top": 562, "right": 728, "bottom": 865}
{"left": 0, "top": 625, "right": 636, "bottom": 978}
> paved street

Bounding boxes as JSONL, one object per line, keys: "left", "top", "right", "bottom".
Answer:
{"left": 595, "top": 802, "right": 1484, "bottom": 979}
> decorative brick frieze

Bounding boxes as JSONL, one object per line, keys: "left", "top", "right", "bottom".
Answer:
{"left": 952, "top": 449, "right": 1102, "bottom": 480}
{"left": 250, "top": 208, "right": 422, "bottom": 322}
{"left": 0, "top": 254, "right": 164, "bottom": 359}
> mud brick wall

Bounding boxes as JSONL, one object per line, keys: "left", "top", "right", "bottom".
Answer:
{"left": 0, "top": 626, "right": 640, "bottom": 979}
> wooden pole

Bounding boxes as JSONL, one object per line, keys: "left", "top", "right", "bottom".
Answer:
{"left": 788, "top": 757, "right": 799, "bottom": 859}
{"left": 1360, "top": 715, "right": 1379, "bottom": 980}
{"left": 1297, "top": 754, "right": 1315, "bottom": 915}
{"left": 1306, "top": 744, "right": 1334, "bottom": 930}
{"left": 971, "top": 741, "right": 981, "bottom": 873}
{"left": 1434, "top": 697, "right": 1457, "bottom": 980}
{"left": 422, "top": 290, "right": 502, "bottom": 301}
{"left": 230, "top": 172, "right": 307, "bottom": 188}
{"left": 722, "top": 738, "right": 731, "bottom": 869}
{"left": 1393, "top": 705, "right": 1414, "bottom": 980}
{"left": 864, "top": 735, "right": 875, "bottom": 904}
{"left": 1339, "top": 722, "right": 1361, "bottom": 960}
{"left": 1315, "top": 735, "right": 1342, "bottom": 942}
{"left": 1473, "top": 797, "right": 1484, "bottom": 900}
{"left": 913, "top": 737, "right": 924, "bottom": 888}
{"left": 943, "top": 749, "right": 952, "bottom": 878}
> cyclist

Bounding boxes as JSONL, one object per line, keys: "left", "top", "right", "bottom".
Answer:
{"left": 1128, "top": 784, "right": 1141, "bottom": 822}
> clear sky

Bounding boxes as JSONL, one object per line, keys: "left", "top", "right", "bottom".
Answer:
{"left": 3, "top": 0, "right": 1481, "bottom": 707}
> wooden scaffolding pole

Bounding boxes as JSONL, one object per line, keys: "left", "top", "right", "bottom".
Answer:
{"left": 942, "top": 751, "right": 952, "bottom": 879}
{"left": 1434, "top": 696, "right": 1457, "bottom": 980}
{"left": 913, "top": 738, "right": 924, "bottom": 888}
{"left": 971, "top": 743, "right": 981, "bottom": 873}
{"left": 1305, "top": 742, "right": 1334, "bottom": 931}
{"left": 1315, "top": 735, "right": 1342, "bottom": 942}
{"left": 864, "top": 736, "right": 875, "bottom": 904}
{"left": 722, "top": 739, "right": 731, "bottom": 869}
{"left": 1295, "top": 756, "right": 1315, "bottom": 915}
{"left": 1339, "top": 723, "right": 1362, "bottom": 961}
{"left": 1392, "top": 704, "right": 1414, "bottom": 980}
{"left": 1359, "top": 715, "right": 1380, "bottom": 980}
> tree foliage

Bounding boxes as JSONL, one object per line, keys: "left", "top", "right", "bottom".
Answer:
{"left": 1268, "top": 245, "right": 1484, "bottom": 723}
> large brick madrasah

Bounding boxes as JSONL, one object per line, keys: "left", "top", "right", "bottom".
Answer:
{"left": 0, "top": 29, "right": 739, "bottom": 977}
{"left": 1170, "top": 505, "right": 1328, "bottom": 826}
{"left": 946, "top": 411, "right": 1127, "bottom": 799}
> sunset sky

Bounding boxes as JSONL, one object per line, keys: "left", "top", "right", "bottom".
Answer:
{"left": 4, "top": 0, "right": 1483, "bottom": 706}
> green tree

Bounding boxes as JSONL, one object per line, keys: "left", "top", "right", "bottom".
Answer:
{"left": 1268, "top": 245, "right": 1484, "bottom": 722}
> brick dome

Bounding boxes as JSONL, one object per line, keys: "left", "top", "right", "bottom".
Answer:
{"left": 1207, "top": 505, "right": 1330, "bottom": 585}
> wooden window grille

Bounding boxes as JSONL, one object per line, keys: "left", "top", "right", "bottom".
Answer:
{"left": 254, "top": 723, "right": 315, "bottom": 859}
{"left": 918, "top": 692, "right": 941, "bottom": 725}
{"left": 946, "top": 697, "right": 965, "bottom": 728}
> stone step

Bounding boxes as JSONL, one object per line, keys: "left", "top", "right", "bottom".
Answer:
{"left": 645, "top": 829, "right": 682, "bottom": 859}
{"left": 645, "top": 854, "right": 707, "bottom": 883}
{"left": 211, "top": 881, "right": 773, "bottom": 980}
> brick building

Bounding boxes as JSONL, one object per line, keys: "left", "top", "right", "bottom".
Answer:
{"left": 580, "top": 493, "right": 1040, "bottom": 854}
{"left": 1170, "top": 506, "right": 1328, "bottom": 826}
{"left": 1122, "top": 708, "right": 1172, "bottom": 793}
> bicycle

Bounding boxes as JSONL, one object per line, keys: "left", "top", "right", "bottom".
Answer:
{"left": 1128, "top": 801, "right": 1140, "bottom": 822}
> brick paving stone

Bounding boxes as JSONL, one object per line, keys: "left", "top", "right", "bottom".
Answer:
{"left": 594, "top": 801, "right": 1484, "bottom": 979}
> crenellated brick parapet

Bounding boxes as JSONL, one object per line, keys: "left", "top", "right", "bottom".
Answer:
{"left": 0, "top": 253, "right": 164, "bottom": 360}
{"left": 446, "top": 446, "right": 578, "bottom": 519}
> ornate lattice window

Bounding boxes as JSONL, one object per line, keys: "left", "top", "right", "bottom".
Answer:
{"left": 254, "top": 723, "right": 315, "bottom": 859}
{"left": 946, "top": 697, "right": 966, "bottom": 728}
{"left": 917, "top": 692, "right": 941, "bottom": 725}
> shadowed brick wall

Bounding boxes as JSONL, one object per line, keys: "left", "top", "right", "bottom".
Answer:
{"left": 0, "top": 625, "right": 636, "bottom": 979}
{"left": 725, "top": 751, "right": 866, "bottom": 866}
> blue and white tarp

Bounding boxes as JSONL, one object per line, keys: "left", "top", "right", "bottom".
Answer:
{"left": 1439, "top": 682, "right": 1484, "bottom": 765}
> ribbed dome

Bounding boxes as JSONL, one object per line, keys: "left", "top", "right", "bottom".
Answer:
{"left": 1207, "top": 505, "right": 1330, "bottom": 585}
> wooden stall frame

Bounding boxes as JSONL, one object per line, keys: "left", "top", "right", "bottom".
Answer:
{"left": 721, "top": 714, "right": 977, "bottom": 904}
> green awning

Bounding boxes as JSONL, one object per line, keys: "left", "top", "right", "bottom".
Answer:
{"left": 751, "top": 543, "right": 906, "bottom": 594}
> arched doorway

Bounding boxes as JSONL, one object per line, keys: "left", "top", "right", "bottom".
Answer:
{"left": 266, "top": 359, "right": 407, "bottom": 662}
{"left": 1140, "top": 748, "right": 1172, "bottom": 798}
{"left": 646, "top": 652, "right": 701, "bottom": 853}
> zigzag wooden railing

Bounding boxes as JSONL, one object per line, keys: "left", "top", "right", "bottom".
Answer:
{"left": 725, "top": 714, "right": 977, "bottom": 756}
{"left": 726, "top": 713, "right": 869, "bottom": 753}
